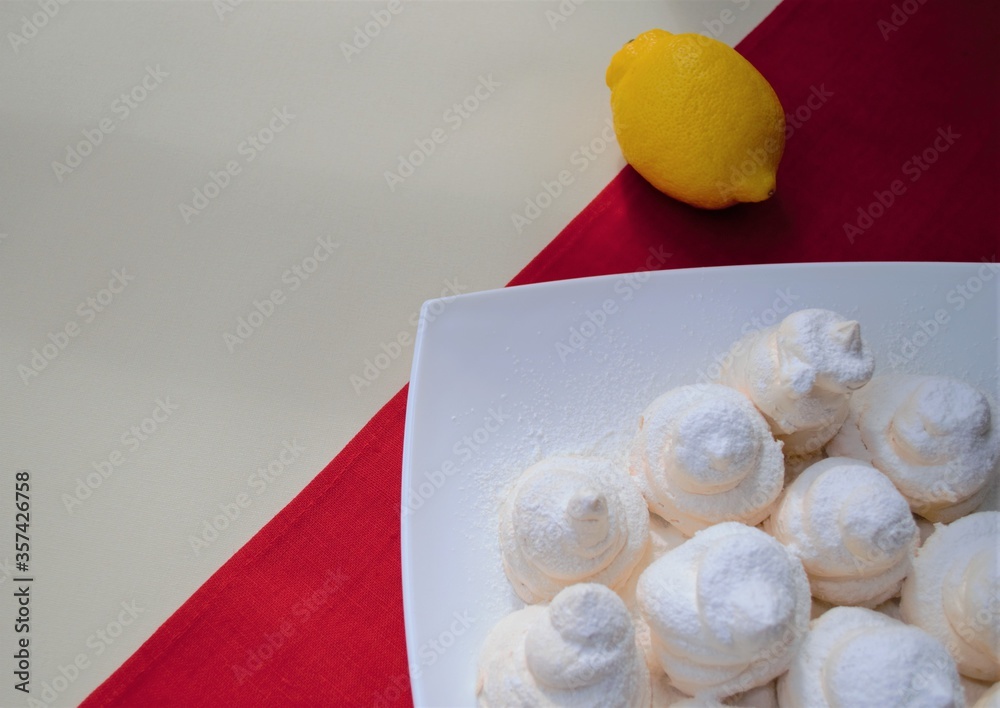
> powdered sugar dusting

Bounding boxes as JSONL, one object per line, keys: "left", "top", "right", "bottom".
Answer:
{"left": 458, "top": 319, "right": 673, "bottom": 618}
{"left": 402, "top": 264, "right": 998, "bottom": 706}
{"left": 827, "top": 375, "right": 1000, "bottom": 522}
{"left": 498, "top": 456, "right": 648, "bottom": 604}
{"left": 636, "top": 523, "right": 811, "bottom": 699}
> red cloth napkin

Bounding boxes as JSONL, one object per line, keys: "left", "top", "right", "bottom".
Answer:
{"left": 84, "top": 0, "right": 998, "bottom": 705}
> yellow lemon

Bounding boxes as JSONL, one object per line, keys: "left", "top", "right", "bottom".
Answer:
{"left": 607, "top": 29, "right": 785, "bottom": 209}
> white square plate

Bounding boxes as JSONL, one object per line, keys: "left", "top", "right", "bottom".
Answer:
{"left": 401, "top": 262, "right": 999, "bottom": 707}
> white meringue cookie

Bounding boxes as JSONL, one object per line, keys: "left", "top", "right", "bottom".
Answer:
{"left": 767, "top": 456, "right": 919, "bottom": 607}
{"left": 476, "top": 583, "right": 651, "bottom": 708}
{"left": 900, "top": 511, "right": 1000, "bottom": 682}
{"left": 628, "top": 385, "right": 784, "bottom": 536}
{"left": 720, "top": 309, "right": 875, "bottom": 456}
{"left": 779, "top": 606, "right": 964, "bottom": 708}
{"left": 500, "top": 456, "right": 649, "bottom": 604}
{"left": 636, "top": 523, "right": 810, "bottom": 700}
{"left": 827, "top": 374, "right": 1000, "bottom": 522}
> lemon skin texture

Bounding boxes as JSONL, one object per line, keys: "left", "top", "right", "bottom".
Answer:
{"left": 607, "top": 30, "right": 786, "bottom": 209}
